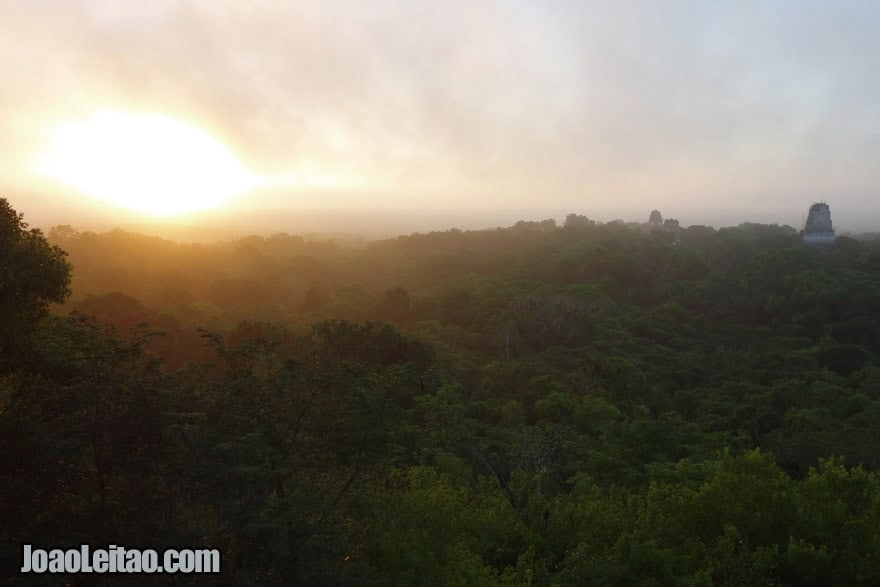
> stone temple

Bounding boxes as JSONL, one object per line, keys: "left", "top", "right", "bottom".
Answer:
{"left": 803, "top": 202, "right": 836, "bottom": 246}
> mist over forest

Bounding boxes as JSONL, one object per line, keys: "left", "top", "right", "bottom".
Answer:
{"left": 5, "top": 0, "right": 880, "bottom": 582}
{"left": 4, "top": 196, "right": 880, "bottom": 584}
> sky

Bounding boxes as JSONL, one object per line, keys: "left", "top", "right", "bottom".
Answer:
{"left": 2, "top": 0, "right": 880, "bottom": 235}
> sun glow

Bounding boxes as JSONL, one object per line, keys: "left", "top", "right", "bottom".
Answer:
{"left": 34, "top": 111, "right": 263, "bottom": 216}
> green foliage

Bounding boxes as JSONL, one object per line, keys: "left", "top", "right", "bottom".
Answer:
{"left": 6, "top": 205, "right": 880, "bottom": 582}
{"left": 0, "top": 198, "right": 71, "bottom": 372}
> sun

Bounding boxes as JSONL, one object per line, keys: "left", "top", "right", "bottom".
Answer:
{"left": 34, "top": 110, "right": 263, "bottom": 216}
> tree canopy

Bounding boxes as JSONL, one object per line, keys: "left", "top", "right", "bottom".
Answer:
{"left": 4, "top": 201, "right": 880, "bottom": 583}
{"left": 0, "top": 198, "right": 70, "bottom": 371}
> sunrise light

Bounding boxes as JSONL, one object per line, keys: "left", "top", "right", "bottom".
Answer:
{"left": 34, "top": 110, "right": 264, "bottom": 216}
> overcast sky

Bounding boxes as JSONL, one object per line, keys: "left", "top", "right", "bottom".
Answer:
{"left": 2, "top": 0, "right": 880, "bottom": 232}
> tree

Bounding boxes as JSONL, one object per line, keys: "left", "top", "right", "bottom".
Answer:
{"left": 375, "top": 286, "right": 412, "bottom": 323}
{"left": 0, "top": 198, "right": 71, "bottom": 371}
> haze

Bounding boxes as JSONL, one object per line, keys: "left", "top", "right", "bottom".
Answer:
{"left": 3, "top": 0, "right": 880, "bottom": 235}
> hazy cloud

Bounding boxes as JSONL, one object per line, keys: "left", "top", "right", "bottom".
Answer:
{"left": 2, "top": 0, "right": 879, "bottom": 225}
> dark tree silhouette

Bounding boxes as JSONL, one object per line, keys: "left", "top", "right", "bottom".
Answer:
{"left": 0, "top": 198, "right": 70, "bottom": 371}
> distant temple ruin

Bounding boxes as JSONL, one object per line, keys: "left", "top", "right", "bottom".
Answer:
{"left": 802, "top": 202, "right": 836, "bottom": 246}
{"left": 647, "top": 209, "right": 679, "bottom": 231}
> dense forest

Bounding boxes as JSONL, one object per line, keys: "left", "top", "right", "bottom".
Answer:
{"left": 3, "top": 197, "right": 880, "bottom": 585}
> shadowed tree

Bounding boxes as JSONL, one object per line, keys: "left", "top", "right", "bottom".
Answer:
{"left": 0, "top": 198, "right": 71, "bottom": 373}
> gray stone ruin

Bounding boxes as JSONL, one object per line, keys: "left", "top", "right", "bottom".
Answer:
{"left": 802, "top": 202, "right": 836, "bottom": 246}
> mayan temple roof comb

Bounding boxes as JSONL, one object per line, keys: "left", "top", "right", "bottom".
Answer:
{"left": 802, "top": 202, "right": 836, "bottom": 246}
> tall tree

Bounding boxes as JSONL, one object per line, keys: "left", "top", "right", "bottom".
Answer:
{"left": 0, "top": 198, "right": 71, "bottom": 372}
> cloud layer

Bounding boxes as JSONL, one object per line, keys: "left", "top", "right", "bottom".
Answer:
{"left": 3, "top": 0, "right": 880, "bottom": 225}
